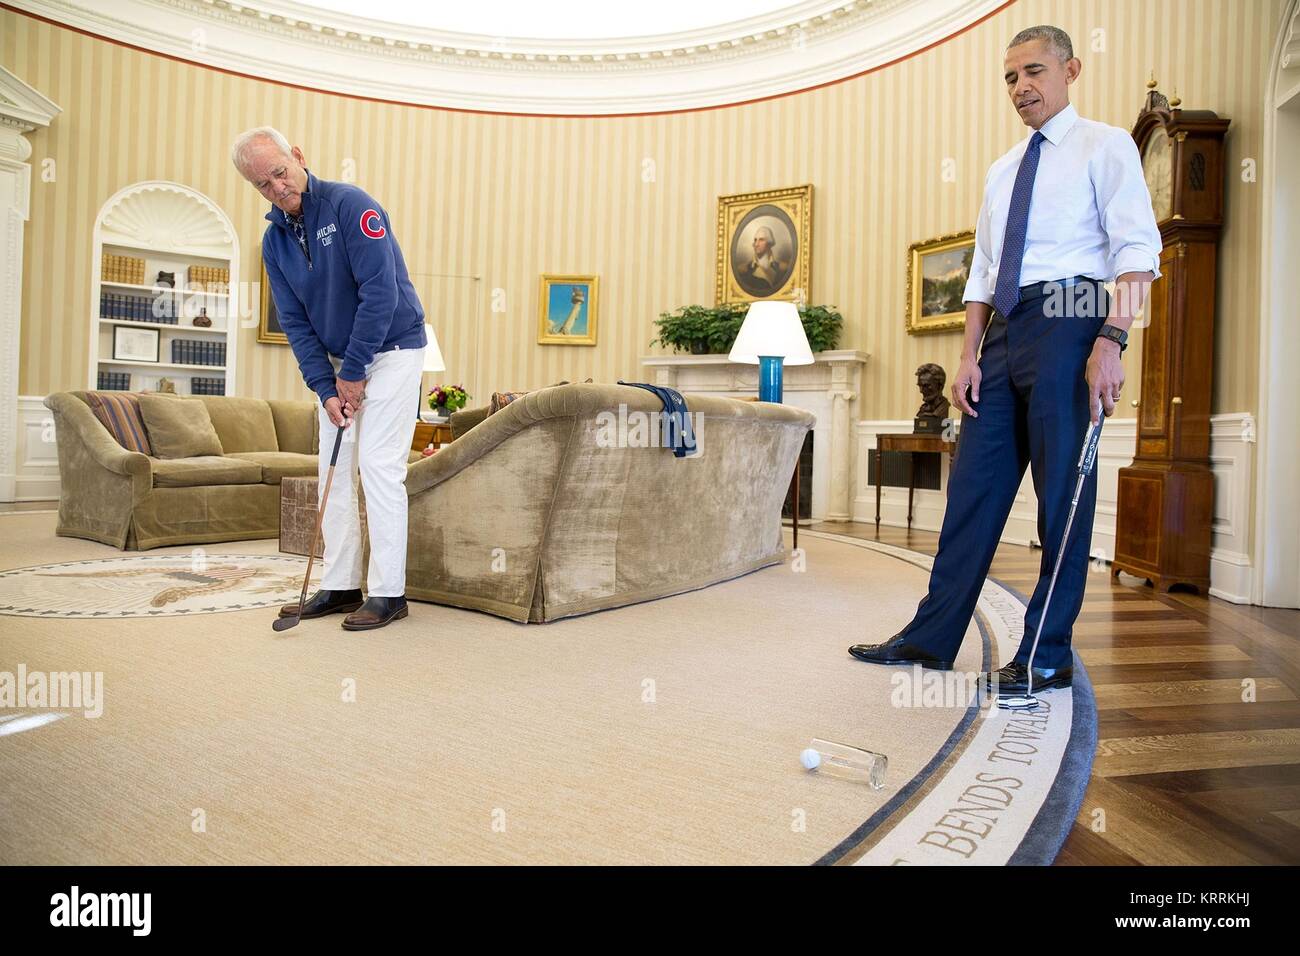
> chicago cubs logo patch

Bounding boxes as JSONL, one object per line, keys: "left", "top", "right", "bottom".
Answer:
{"left": 359, "top": 209, "right": 386, "bottom": 239}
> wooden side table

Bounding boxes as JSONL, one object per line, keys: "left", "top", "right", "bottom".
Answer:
{"left": 412, "top": 421, "right": 453, "bottom": 453}
{"left": 874, "top": 433, "right": 956, "bottom": 532}
{"left": 280, "top": 476, "right": 368, "bottom": 557}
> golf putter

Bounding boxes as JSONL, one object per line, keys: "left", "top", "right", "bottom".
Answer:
{"left": 997, "top": 405, "right": 1104, "bottom": 710}
{"left": 273, "top": 424, "right": 346, "bottom": 633}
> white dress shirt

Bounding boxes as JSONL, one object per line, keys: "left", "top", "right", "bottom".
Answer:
{"left": 962, "top": 103, "right": 1162, "bottom": 305}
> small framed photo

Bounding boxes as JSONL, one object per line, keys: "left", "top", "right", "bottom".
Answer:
{"left": 112, "top": 325, "right": 160, "bottom": 363}
{"left": 258, "top": 256, "right": 289, "bottom": 345}
{"left": 716, "top": 184, "right": 812, "bottom": 305}
{"left": 906, "top": 230, "right": 976, "bottom": 335}
{"left": 538, "top": 275, "right": 598, "bottom": 346}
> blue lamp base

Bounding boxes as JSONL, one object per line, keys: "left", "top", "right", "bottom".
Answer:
{"left": 758, "top": 355, "right": 784, "bottom": 404}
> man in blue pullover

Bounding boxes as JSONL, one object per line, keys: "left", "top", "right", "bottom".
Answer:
{"left": 232, "top": 127, "right": 427, "bottom": 631}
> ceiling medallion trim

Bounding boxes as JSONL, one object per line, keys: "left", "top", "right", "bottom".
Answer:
{"left": 10, "top": 0, "right": 1012, "bottom": 115}
{"left": 199, "top": 0, "right": 903, "bottom": 60}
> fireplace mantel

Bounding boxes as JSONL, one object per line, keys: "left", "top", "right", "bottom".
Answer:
{"left": 640, "top": 350, "right": 869, "bottom": 521}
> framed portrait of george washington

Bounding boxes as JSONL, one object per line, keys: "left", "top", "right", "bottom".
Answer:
{"left": 715, "top": 184, "right": 812, "bottom": 305}
{"left": 906, "top": 230, "right": 976, "bottom": 335}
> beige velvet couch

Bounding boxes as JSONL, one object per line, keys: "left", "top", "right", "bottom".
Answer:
{"left": 44, "top": 392, "right": 322, "bottom": 550}
{"left": 396, "top": 383, "right": 814, "bottom": 623}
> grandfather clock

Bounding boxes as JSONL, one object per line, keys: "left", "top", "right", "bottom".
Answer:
{"left": 1112, "top": 83, "right": 1229, "bottom": 593}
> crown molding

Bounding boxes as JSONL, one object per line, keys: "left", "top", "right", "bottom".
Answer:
{"left": 7, "top": 0, "right": 1007, "bottom": 114}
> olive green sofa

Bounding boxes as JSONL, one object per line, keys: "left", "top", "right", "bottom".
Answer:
{"left": 394, "top": 383, "right": 814, "bottom": 623}
{"left": 44, "top": 392, "right": 322, "bottom": 550}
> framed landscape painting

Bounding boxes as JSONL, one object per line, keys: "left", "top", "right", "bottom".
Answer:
{"left": 258, "top": 256, "right": 289, "bottom": 346}
{"left": 906, "top": 230, "right": 975, "bottom": 335}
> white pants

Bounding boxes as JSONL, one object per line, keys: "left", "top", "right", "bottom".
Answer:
{"left": 317, "top": 346, "right": 425, "bottom": 597}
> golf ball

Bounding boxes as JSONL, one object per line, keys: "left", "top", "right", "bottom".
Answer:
{"left": 800, "top": 748, "right": 822, "bottom": 770}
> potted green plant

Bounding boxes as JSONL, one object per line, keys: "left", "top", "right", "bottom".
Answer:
{"left": 651, "top": 303, "right": 842, "bottom": 355}
{"left": 795, "top": 305, "right": 845, "bottom": 354}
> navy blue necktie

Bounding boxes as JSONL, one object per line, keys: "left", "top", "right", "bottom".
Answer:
{"left": 993, "top": 130, "right": 1047, "bottom": 318}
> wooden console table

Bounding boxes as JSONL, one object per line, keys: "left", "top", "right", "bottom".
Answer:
{"left": 874, "top": 433, "right": 956, "bottom": 531}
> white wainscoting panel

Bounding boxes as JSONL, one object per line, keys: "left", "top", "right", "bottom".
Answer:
{"left": 16, "top": 395, "right": 60, "bottom": 501}
{"left": 854, "top": 413, "right": 1256, "bottom": 604}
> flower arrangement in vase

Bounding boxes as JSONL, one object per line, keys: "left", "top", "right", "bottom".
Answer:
{"left": 427, "top": 384, "right": 470, "bottom": 418}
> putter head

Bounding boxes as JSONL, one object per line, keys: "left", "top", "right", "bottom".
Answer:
{"left": 996, "top": 693, "right": 1040, "bottom": 711}
{"left": 271, "top": 615, "right": 300, "bottom": 633}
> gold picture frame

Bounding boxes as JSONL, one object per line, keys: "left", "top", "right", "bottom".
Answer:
{"left": 537, "top": 274, "right": 599, "bottom": 346}
{"left": 715, "top": 184, "right": 812, "bottom": 305}
{"left": 906, "top": 230, "right": 976, "bottom": 335}
{"left": 258, "top": 256, "right": 289, "bottom": 345}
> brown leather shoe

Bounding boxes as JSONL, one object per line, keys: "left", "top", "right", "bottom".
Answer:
{"left": 279, "top": 588, "right": 364, "bottom": 619}
{"left": 341, "top": 595, "right": 409, "bottom": 631}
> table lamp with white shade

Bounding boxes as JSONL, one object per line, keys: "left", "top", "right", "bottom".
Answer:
{"left": 727, "top": 300, "right": 813, "bottom": 403}
{"left": 419, "top": 323, "right": 446, "bottom": 420}
{"left": 728, "top": 300, "right": 813, "bottom": 548}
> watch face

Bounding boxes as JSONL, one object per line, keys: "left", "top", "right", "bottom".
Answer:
{"left": 1142, "top": 127, "right": 1173, "bottom": 222}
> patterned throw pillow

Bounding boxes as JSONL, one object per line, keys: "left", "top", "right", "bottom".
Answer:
{"left": 85, "top": 391, "right": 153, "bottom": 455}
{"left": 488, "top": 390, "right": 530, "bottom": 415}
{"left": 486, "top": 379, "right": 593, "bottom": 417}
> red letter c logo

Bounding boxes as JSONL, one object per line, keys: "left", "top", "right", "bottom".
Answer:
{"left": 359, "top": 209, "right": 386, "bottom": 239}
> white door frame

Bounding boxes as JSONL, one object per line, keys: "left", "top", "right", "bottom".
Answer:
{"left": 1253, "top": 0, "right": 1300, "bottom": 607}
{"left": 0, "top": 67, "right": 61, "bottom": 503}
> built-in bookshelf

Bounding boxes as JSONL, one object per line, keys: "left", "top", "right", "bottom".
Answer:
{"left": 90, "top": 182, "right": 239, "bottom": 396}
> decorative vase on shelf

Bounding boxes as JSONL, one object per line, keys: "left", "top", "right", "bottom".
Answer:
{"left": 193, "top": 307, "right": 212, "bottom": 328}
{"left": 155, "top": 271, "right": 175, "bottom": 288}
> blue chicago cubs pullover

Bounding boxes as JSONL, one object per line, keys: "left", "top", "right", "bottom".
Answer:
{"left": 262, "top": 170, "right": 426, "bottom": 406}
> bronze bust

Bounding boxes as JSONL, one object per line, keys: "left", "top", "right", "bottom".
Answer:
{"left": 916, "top": 363, "right": 950, "bottom": 422}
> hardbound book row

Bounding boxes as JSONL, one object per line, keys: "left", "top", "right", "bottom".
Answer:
{"left": 171, "top": 340, "right": 227, "bottom": 366}
{"left": 101, "top": 293, "right": 176, "bottom": 324}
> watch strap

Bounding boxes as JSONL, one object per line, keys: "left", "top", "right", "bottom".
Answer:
{"left": 1096, "top": 325, "right": 1128, "bottom": 352}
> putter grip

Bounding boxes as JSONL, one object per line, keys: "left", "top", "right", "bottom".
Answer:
{"left": 1078, "top": 416, "right": 1103, "bottom": 477}
{"left": 328, "top": 425, "right": 344, "bottom": 467}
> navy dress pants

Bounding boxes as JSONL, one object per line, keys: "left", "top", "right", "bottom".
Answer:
{"left": 895, "top": 280, "right": 1109, "bottom": 670}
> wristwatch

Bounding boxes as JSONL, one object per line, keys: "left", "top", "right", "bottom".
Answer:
{"left": 1096, "top": 325, "right": 1128, "bottom": 352}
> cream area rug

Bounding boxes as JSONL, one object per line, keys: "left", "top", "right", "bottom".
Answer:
{"left": 0, "top": 514, "right": 1094, "bottom": 865}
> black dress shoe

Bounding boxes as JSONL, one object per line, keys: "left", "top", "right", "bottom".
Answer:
{"left": 983, "top": 661, "right": 1073, "bottom": 695}
{"left": 279, "top": 588, "right": 364, "bottom": 619}
{"left": 848, "top": 633, "right": 953, "bottom": 670}
{"left": 342, "top": 595, "right": 409, "bottom": 631}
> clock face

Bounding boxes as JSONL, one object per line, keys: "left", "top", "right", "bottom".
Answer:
{"left": 1142, "top": 127, "right": 1173, "bottom": 222}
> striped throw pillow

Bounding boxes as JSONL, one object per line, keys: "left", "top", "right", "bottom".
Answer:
{"left": 85, "top": 391, "right": 153, "bottom": 455}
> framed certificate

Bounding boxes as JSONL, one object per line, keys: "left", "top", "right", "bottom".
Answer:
{"left": 112, "top": 325, "right": 161, "bottom": 363}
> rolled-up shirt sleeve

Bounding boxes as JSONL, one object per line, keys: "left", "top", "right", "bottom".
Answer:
{"left": 1095, "top": 130, "right": 1163, "bottom": 280}
{"left": 962, "top": 178, "right": 996, "bottom": 305}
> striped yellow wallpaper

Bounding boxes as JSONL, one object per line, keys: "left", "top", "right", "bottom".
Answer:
{"left": 3, "top": 0, "right": 1281, "bottom": 419}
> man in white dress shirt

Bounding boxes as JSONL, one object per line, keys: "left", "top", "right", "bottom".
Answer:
{"left": 850, "top": 25, "right": 1161, "bottom": 695}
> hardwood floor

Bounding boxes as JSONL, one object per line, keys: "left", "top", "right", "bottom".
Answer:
{"left": 807, "top": 520, "right": 1300, "bottom": 865}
